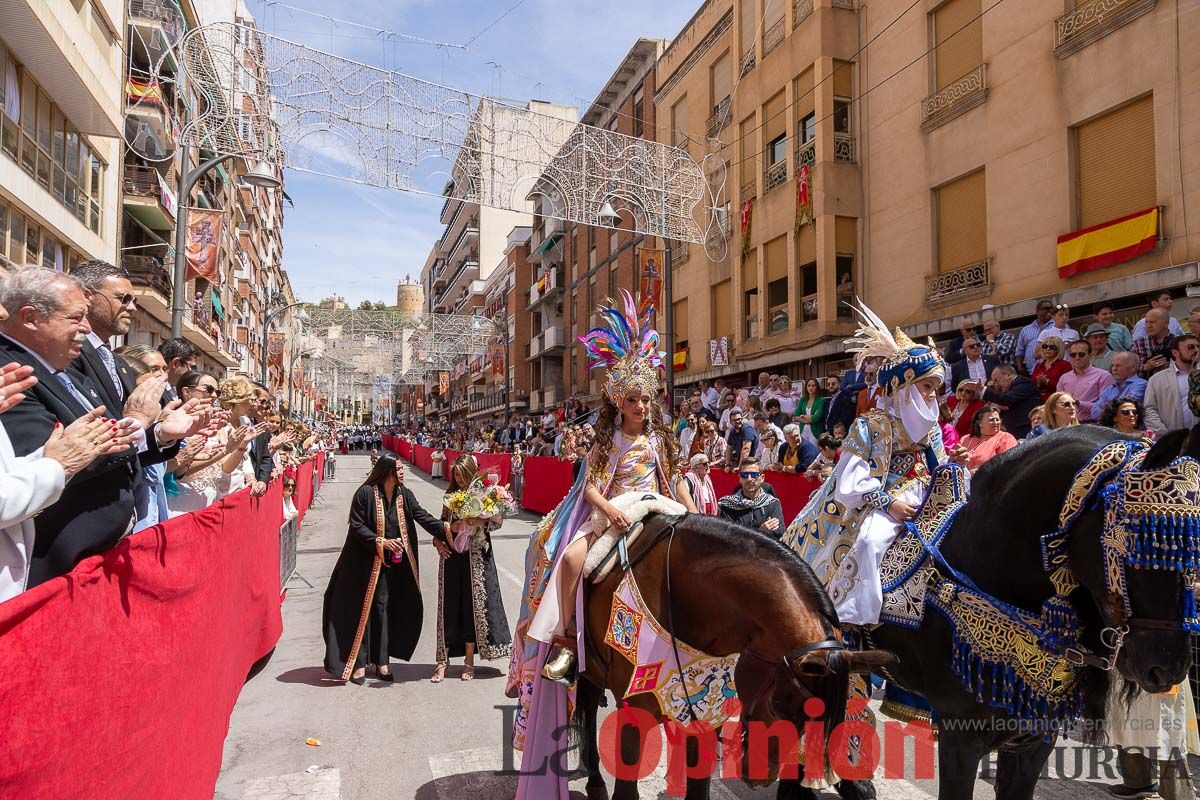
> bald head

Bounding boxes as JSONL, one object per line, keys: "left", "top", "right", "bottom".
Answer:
{"left": 1145, "top": 308, "right": 1171, "bottom": 338}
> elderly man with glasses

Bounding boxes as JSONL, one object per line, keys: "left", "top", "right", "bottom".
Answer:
{"left": 682, "top": 452, "right": 719, "bottom": 515}
{"left": 717, "top": 457, "right": 785, "bottom": 537}
{"left": 1016, "top": 299, "right": 1056, "bottom": 375}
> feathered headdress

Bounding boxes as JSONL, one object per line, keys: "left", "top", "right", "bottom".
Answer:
{"left": 844, "top": 299, "right": 944, "bottom": 396}
{"left": 579, "top": 290, "right": 665, "bottom": 404}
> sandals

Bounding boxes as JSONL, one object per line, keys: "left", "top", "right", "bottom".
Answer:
{"left": 461, "top": 666, "right": 475, "bottom": 681}
{"left": 430, "top": 663, "right": 447, "bottom": 684}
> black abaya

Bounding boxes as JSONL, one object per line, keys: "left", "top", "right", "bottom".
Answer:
{"left": 435, "top": 519, "right": 512, "bottom": 663}
{"left": 322, "top": 483, "right": 446, "bottom": 676}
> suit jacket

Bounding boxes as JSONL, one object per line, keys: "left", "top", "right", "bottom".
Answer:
{"left": 855, "top": 384, "right": 882, "bottom": 417}
{"left": 0, "top": 333, "right": 143, "bottom": 586}
{"left": 982, "top": 376, "right": 1042, "bottom": 439}
{"left": 1143, "top": 364, "right": 1192, "bottom": 435}
{"left": 249, "top": 429, "right": 274, "bottom": 484}
{"left": 0, "top": 423, "right": 66, "bottom": 601}
{"left": 949, "top": 355, "right": 999, "bottom": 391}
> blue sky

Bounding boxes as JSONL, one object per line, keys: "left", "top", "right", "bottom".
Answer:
{"left": 244, "top": 0, "right": 700, "bottom": 305}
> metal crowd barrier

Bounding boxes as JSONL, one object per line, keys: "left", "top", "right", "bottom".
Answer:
{"left": 279, "top": 518, "right": 299, "bottom": 590}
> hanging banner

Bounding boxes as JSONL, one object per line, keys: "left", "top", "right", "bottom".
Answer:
{"left": 491, "top": 341, "right": 506, "bottom": 377}
{"left": 158, "top": 172, "right": 177, "bottom": 220}
{"left": 185, "top": 208, "right": 224, "bottom": 283}
{"left": 638, "top": 249, "right": 664, "bottom": 315}
{"left": 740, "top": 198, "right": 754, "bottom": 262}
{"left": 267, "top": 332, "right": 285, "bottom": 367}
{"left": 709, "top": 337, "right": 729, "bottom": 367}
{"left": 438, "top": 371, "right": 449, "bottom": 396}
{"left": 795, "top": 162, "right": 813, "bottom": 230}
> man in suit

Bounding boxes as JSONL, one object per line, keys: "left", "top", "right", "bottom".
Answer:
{"left": 248, "top": 383, "right": 275, "bottom": 496}
{"left": 69, "top": 260, "right": 148, "bottom": 414}
{"left": 158, "top": 337, "right": 200, "bottom": 401}
{"left": 973, "top": 364, "right": 1042, "bottom": 439}
{"left": 0, "top": 268, "right": 206, "bottom": 586}
{"left": 948, "top": 336, "right": 999, "bottom": 392}
{"left": 855, "top": 360, "right": 882, "bottom": 416}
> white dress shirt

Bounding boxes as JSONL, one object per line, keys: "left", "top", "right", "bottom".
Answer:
{"left": 0, "top": 424, "right": 66, "bottom": 602}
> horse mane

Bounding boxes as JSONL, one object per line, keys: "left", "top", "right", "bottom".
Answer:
{"left": 665, "top": 512, "right": 840, "bottom": 628}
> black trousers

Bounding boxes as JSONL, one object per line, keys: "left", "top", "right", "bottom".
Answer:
{"left": 361, "top": 574, "right": 390, "bottom": 667}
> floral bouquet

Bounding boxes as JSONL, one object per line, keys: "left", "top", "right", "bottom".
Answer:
{"left": 444, "top": 471, "right": 516, "bottom": 553}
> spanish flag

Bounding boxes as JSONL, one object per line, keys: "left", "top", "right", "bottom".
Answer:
{"left": 673, "top": 344, "right": 687, "bottom": 372}
{"left": 1056, "top": 207, "right": 1159, "bottom": 279}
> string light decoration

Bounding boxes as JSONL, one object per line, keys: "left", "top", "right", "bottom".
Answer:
{"left": 170, "top": 21, "right": 710, "bottom": 243}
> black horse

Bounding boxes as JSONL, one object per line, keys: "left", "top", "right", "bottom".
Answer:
{"left": 781, "top": 424, "right": 1200, "bottom": 800}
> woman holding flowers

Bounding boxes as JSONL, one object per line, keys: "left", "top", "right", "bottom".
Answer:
{"left": 431, "top": 454, "right": 513, "bottom": 683}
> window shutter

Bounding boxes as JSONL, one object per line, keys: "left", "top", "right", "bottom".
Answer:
{"left": 1076, "top": 95, "right": 1156, "bottom": 228}
{"left": 740, "top": 0, "right": 755, "bottom": 54}
{"left": 713, "top": 280, "right": 733, "bottom": 339}
{"left": 833, "top": 60, "right": 853, "bottom": 98}
{"left": 765, "top": 235, "right": 787, "bottom": 282}
{"left": 740, "top": 116, "right": 756, "bottom": 186}
{"left": 836, "top": 217, "right": 857, "bottom": 254}
{"left": 741, "top": 251, "right": 758, "bottom": 289}
{"left": 934, "top": 0, "right": 982, "bottom": 91}
{"left": 711, "top": 53, "right": 732, "bottom": 106}
{"left": 937, "top": 169, "right": 987, "bottom": 273}
{"left": 672, "top": 96, "right": 689, "bottom": 147}
{"left": 794, "top": 68, "right": 815, "bottom": 120}
{"left": 764, "top": 92, "right": 786, "bottom": 145}
{"left": 674, "top": 298, "right": 689, "bottom": 341}
{"left": 795, "top": 222, "right": 816, "bottom": 263}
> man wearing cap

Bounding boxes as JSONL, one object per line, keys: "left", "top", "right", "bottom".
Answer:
{"left": 1058, "top": 340, "right": 1115, "bottom": 423}
{"left": 1083, "top": 322, "right": 1115, "bottom": 372}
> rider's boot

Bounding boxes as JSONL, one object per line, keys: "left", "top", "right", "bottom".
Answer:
{"left": 542, "top": 634, "right": 577, "bottom": 685}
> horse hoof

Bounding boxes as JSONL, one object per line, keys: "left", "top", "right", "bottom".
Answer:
{"left": 586, "top": 784, "right": 610, "bottom": 800}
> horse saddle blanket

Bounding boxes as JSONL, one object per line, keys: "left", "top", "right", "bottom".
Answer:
{"left": 605, "top": 570, "right": 741, "bottom": 727}
{"left": 878, "top": 465, "right": 970, "bottom": 629}
{"left": 585, "top": 492, "right": 687, "bottom": 583}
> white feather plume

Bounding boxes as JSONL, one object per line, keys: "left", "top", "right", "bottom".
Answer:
{"left": 843, "top": 298, "right": 901, "bottom": 371}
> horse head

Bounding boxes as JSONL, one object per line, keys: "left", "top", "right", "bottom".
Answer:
{"left": 1067, "top": 425, "right": 1200, "bottom": 694}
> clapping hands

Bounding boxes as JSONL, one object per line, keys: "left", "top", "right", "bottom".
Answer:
{"left": 0, "top": 362, "right": 37, "bottom": 414}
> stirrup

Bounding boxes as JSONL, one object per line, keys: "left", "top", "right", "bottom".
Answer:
{"left": 542, "top": 635, "right": 578, "bottom": 686}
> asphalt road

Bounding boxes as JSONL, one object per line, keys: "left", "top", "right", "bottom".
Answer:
{"left": 215, "top": 455, "right": 1185, "bottom": 800}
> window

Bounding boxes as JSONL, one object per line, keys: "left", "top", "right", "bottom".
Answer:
{"left": 765, "top": 236, "right": 788, "bottom": 332}
{"left": 671, "top": 96, "right": 689, "bottom": 148}
{"left": 740, "top": 116, "right": 756, "bottom": 193}
{"left": 833, "top": 100, "right": 851, "bottom": 134}
{"left": 711, "top": 52, "right": 731, "bottom": 114}
{"left": 742, "top": 255, "right": 758, "bottom": 340}
{"left": 739, "top": 0, "right": 755, "bottom": 57}
{"left": 632, "top": 87, "right": 645, "bottom": 138}
{"left": 764, "top": 92, "right": 786, "bottom": 166}
{"left": 767, "top": 134, "right": 786, "bottom": 165}
{"left": 800, "top": 112, "right": 816, "bottom": 143}
{"left": 1075, "top": 95, "right": 1156, "bottom": 229}
{"left": 936, "top": 169, "right": 987, "bottom": 273}
{"left": 932, "top": 0, "right": 983, "bottom": 91}
{"left": 800, "top": 261, "right": 818, "bottom": 323}
{"left": 835, "top": 255, "right": 854, "bottom": 319}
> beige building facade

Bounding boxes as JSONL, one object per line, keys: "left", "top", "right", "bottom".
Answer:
{"left": 659, "top": 0, "right": 1200, "bottom": 389}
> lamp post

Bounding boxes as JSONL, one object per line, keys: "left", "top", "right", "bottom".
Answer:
{"left": 171, "top": 146, "right": 280, "bottom": 338}
{"left": 260, "top": 298, "right": 307, "bottom": 385}
{"left": 287, "top": 347, "right": 318, "bottom": 417}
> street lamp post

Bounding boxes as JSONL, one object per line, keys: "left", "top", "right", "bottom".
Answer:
{"left": 260, "top": 299, "right": 307, "bottom": 385}
{"left": 287, "top": 348, "right": 317, "bottom": 416}
{"left": 171, "top": 145, "right": 280, "bottom": 338}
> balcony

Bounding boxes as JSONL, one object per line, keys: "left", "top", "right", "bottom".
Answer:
{"left": 925, "top": 259, "right": 991, "bottom": 309}
{"left": 431, "top": 259, "right": 448, "bottom": 290}
{"left": 706, "top": 97, "right": 731, "bottom": 139}
{"left": 125, "top": 79, "right": 177, "bottom": 156}
{"left": 921, "top": 64, "right": 989, "bottom": 132}
{"left": 833, "top": 0, "right": 854, "bottom": 7}
{"left": 763, "top": 20, "right": 785, "bottom": 57}
{"left": 541, "top": 326, "right": 566, "bottom": 354}
{"left": 543, "top": 386, "right": 559, "bottom": 408}
{"left": 527, "top": 334, "right": 542, "bottom": 360}
{"left": 793, "top": 0, "right": 814, "bottom": 27}
{"left": 528, "top": 265, "right": 564, "bottom": 309}
{"left": 124, "top": 255, "right": 173, "bottom": 320}
{"left": 439, "top": 189, "right": 462, "bottom": 225}
{"left": 446, "top": 219, "right": 479, "bottom": 264}
{"left": 833, "top": 132, "right": 856, "bottom": 163}
{"left": 1054, "top": 0, "right": 1155, "bottom": 58}
{"left": 123, "top": 163, "right": 175, "bottom": 231}
{"left": 765, "top": 159, "right": 788, "bottom": 193}
{"left": 128, "top": 0, "right": 185, "bottom": 70}
{"left": 739, "top": 48, "right": 756, "bottom": 78}
{"left": 795, "top": 138, "right": 815, "bottom": 170}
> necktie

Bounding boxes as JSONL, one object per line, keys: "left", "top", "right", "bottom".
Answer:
{"left": 97, "top": 344, "right": 123, "bottom": 401}
{"left": 55, "top": 371, "right": 95, "bottom": 412}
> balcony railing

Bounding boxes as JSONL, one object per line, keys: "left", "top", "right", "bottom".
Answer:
{"left": 793, "top": 0, "right": 814, "bottom": 27}
{"left": 795, "top": 138, "right": 815, "bottom": 170}
{"left": 833, "top": 132, "right": 856, "bottom": 163}
{"left": 765, "top": 159, "right": 788, "bottom": 192}
{"left": 925, "top": 259, "right": 992, "bottom": 309}
{"left": 763, "top": 20, "right": 785, "bottom": 57}
{"left": 1054, "top": 0, "right": 1155, "bottom": 58}
{"left": 740, "top": 178, "right": 756, "bottom": 200}
{"left": 832, "top": 0, "right": 854, "bottom": 8}
{"left": 123, "top": 254, "right": 173, "bottom": 298}
{"left": 706, "top": 97, "right": 732, "bottom": 139}
{"left": 739, "top": 49, "right": 756, "bottom": 78}
{"left": 128, "top": 0, "right": 186, "bottom": 48}
{"left": 921, "top": 64, "right": 988, "bottom": 131}
{"left": 529, "top": 265, "right": 563, "bottom": 308}
{"left": 542, "top": 326, "right": 565, "bottom": 352}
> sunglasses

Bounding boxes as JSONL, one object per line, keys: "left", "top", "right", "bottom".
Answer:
{"left": 739, "top": 471, "right": 763, "bottom": 479}
{"left": 1058, "top": 400, "right": 1078, "bottom": 408}
{"left": 100, "top": 292, "right": 138, "bottom": 308}
{"left": 1041, "top": 345, "right": 1058, "bottom": 351}
{"left": 1118, "top": 408, "right": 1138, "bottom": 417}
{"left": 192, "top": 385, "right": 217, "bottom": 396}
{"left": 964, "top": 343, "right": 981, "bottom": 349}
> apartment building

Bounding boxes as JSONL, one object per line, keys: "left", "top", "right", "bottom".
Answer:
{"left": 420, "top": 99, "right": 576, "bottom": 423}
{"left": 0, "top": 0, "right": 123, "bottom": 272}
{"left": 658, "top": 0, "right": 1200, "bottom": 389}
{"left": 526, "top": 38, "right": 668, "bottom": 411}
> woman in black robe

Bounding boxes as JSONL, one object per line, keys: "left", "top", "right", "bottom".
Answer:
{"left": 322, "top": 453, "right": 449, "bottom": 684}
{"left": 431, "top": 455, "right": 512, "bottom": 683}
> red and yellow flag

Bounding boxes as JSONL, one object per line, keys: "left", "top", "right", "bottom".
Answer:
{"left": 673, "top": 344, "right": 687, "bottom": 372}
{"left": 1056, "top": 207, "right": 1158, "bottom": 279}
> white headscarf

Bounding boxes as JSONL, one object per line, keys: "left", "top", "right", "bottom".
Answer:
{"left": 889, "top": 383, "right": 940, "bottom": 445}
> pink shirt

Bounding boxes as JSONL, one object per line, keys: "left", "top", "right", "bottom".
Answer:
{"left": 1057, "top": 366, "right": 1115, "bottom": 422}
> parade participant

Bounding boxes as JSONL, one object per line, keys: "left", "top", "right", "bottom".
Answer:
{"left": 506, "top": 292, "right": 695, "bottom": 799}
{"left": 783, "top": 303, "right": 957, "bottom": 626}
{"left": 431, "top": 455, "right": 511, "bottom": 684}
{"left": 322, "top": 453, "right": 450, "bottom": 685}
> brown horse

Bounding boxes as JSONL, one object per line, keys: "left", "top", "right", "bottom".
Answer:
{"left": 572, "top": 509, "right": 893, "bottom": 800}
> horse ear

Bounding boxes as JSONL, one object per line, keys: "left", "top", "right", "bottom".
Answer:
{"left": 796, "top": 650, "right": 835, "bottom": 676}
{"left": 1144, "top": 429, "right": 1190, "bottom": 470}
{"left": 846, "top": 649, "right": 897, "bottom": 675}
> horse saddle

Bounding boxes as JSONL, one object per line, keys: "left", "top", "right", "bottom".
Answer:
{"left": 585, "top": 492, "right": 688, "bottom": 583}
{"left": 878, "top": 465, "right": 971, "bottom": 629}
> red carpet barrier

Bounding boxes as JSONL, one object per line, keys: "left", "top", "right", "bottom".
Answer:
{"left": 520, "top": 455, "right": 576, "bottom": 515}
{"left": 398, "top": 439, "right": 412, "bottom": 461}
{"left": 0, "top": 468, "right": 322, "bottom": 800}
{"left": 707, "top": 469, "right": 821, "bottom": 521}
{"left": 413, "top": 443, "right": 434, "bottom": 474}
{"left": 440, "top": 449, "right": 512, "bottom": 486}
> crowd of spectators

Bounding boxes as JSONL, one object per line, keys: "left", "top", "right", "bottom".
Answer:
{"left": 0, "top": 263, "right": 337, "bottom": 604}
